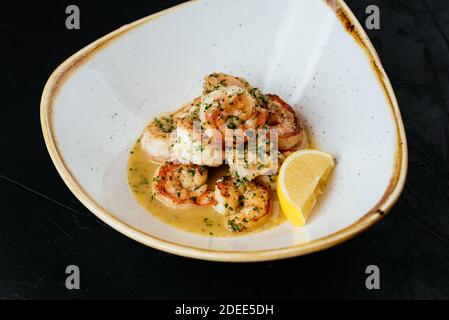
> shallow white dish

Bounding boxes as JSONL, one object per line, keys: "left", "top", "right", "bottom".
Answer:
{"left": 41, "top": 0, "right": 407, "bottom": 262}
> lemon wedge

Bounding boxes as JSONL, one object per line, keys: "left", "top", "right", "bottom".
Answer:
{"left": 277, "top": 149, "right": 335, "bottom": 226}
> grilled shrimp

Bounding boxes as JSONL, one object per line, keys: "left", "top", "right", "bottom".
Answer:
{"left": 226, "top": 147, "right": 279, "bottom": 182}
{"left": 171, "top": 97, "right": 202, "bottom": 128}
{"left": 265, "top": 94, "right": 306, "bottom": 150}
{"left": 153, "top": 161, "right": 215, "bottom": 209}
{"left": 213, "top": 176, "right": 271, "bottom": 232}
{"left": 203, "top": 72, "right": 251, "bottom": 93}
{"left": 255, "top": 142, "right": 309, "bottom": 190}
{"left": 170, "top": 98, "right": 223, "bottom": 166}
{"left": 199, "top": 86, "right": 268, "bottom": 135}
{"left": 141, "top": 115, "right": 175, "bottom": 163}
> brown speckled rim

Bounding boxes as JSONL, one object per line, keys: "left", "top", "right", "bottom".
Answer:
{"left": 40, "top": 0, "right": 408, "bottom": 262}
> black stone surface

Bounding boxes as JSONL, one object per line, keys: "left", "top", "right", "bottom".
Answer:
{"left": 0, "top": 0, "right": 448, "bottom": 299}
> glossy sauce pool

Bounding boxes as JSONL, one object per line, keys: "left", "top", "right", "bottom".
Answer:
{"left": 127, "top": 140, "right": 286, "bottom": 237}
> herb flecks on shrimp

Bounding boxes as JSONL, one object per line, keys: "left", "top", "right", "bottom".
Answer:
{"left": 265, "top": 94, "right": 306, "bottom": 150}
{"left": 153, "top": 161, "right": 215, "bottom": 209}
{"left": 213, "top": 175, "right": 271, "bottom": 232}
{"left": 199, "top": 86, "right": 268, "bottom": 136}
{"left": 140, "top": 115, "right": 175, "bottom": 162}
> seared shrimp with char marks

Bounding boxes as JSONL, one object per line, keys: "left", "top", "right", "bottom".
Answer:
{"left": 265, "top": 94, "right": 307, "bottom": 150}
{"left": 226, "top": 147, "right": 279, "bottom": 182}
{"left": 199, "top": 86, "right": 268, "bottom": 135}
{"left": 153, "top": 161, "right": 215, "bottom": 209}
{"left": 213, "top": 176, "right": 271, "bottom": 232}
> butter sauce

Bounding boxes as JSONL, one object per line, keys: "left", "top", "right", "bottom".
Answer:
{"left": 127, "top": 140, "right": 286, "bottom": 237}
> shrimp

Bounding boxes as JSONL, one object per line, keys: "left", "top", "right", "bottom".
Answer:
{"left": 153, "top": 161, "right": 215, "bottom": 209}
{"left": 141, "top": 98, "right": 204, "bottom": 163}
{"left": 203, "top": 73, "right": 251, "bottom": 93}
{"left": 204, "top": 73, "right": 269, "bottom": 107}
{"left": 265, "top": 94, "right": 306, "bottom": 150}
{"left": 199, "top": 86, "right": 268, "bottom": 135}
{"left": 226, "top": 147, "right": 279, "bottom": 182}
{"left": 172, "top": 97, "right": 202, "bottom": 129}
{"left": 170, "top": 98, "right": 224, "bottom": 166}
{"left": 213, "top": 176, "right": 271, "bottom": 232}
{"left": 255, "top": 142, "right": 309, "bottom": 190}
{"left": 141, "top": 115, "right": 175, "bottom": 163}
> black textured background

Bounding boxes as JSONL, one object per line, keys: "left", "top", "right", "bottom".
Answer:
{"left": 0, "top": 0, "right": 448, "bottom": 299}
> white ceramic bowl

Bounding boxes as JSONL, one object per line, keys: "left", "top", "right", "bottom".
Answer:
{"left": 41, "top": 0, "right": 407, "bottom": 262}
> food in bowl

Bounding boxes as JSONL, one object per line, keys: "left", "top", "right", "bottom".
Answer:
{"left": 128, "top": 73, "right": 333, "bottom": 236}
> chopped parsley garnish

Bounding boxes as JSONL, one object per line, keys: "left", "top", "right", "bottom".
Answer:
{"left": 238, "top": 195, "right": 245, "bottom": 207}
{"left": 152, "top": 115, "right": 174, "bottom": 133}
{"left": 227, "top": 219, "right": 241, "bottom": 232}
{"left": 249, "top": 87, "right": 269, "bottom": 105}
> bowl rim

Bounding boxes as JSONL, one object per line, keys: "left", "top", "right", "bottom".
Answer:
{"left": 40, "top": 0, "right": 408, "bottom": 262}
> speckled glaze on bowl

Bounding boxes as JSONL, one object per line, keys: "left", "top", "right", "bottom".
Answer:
{"left": 41, "top": 0, "right": 407, "bottom": 262}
